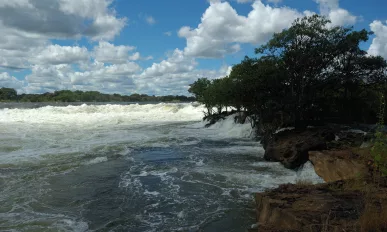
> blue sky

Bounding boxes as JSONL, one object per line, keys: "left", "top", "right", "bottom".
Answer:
{"left": 0, "top": 0, "right": 386, "bottom": 96}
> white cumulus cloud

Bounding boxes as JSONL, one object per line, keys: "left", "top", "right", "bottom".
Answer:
{"left": 0, "top": 72, "right": 24, "bottom": 90}
{"left": 32, "top": 45, "right": 89, "bottom": 65}
{"left": 178, "top": 0, "right": 302, "bottom": 58}
{"left": 368, "top": 20, "right": 387, "bottom": 59}
{"left": 140, "top": 49, "right": 198, "bottom": 78}
{"left": 93, "top": 41, "right": 139, "bottom": 64}
{"left": 146, "top": 16, "right": 156, "bottom": 25}
{"left": 314, "top": 0, "right": 357, "bottom": 26}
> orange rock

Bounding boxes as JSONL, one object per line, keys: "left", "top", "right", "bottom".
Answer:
{"left": 308, "top": 150, "right": 367, "bottom": 182}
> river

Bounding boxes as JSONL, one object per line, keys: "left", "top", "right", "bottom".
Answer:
{"left": 0, "top": 102, "right": 322, "bottom": 232}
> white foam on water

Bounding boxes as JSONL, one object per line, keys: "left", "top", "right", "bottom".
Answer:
{"left": 195, "top": 161, "right": 324, "bottom": 192}
{"left": 195, "top": 159, "right": 205, "bottom": 166}
{"left": 210, "top": 145, "right": 263, "bottom": 155}
{"left": 1, "top": 103, "right": 259, "bottom": 165}
{"left": 179, "top": 140, "right": 200, "bottom": 146}
{"left": 0, "top": 103, "right": 205, "bottom": 164}
{"left": 84, "top": 156, "right": 108, "bottom": 165}
{"left": 0, "top": 103, "right": 204, "bottom": 126}
{"left": 296, "top": 161, "right": 324, "bottom": 184}
{"left": 144, "top": 190, "right": 160, "bottom": 196}
{"left": 174, "top": 114, "right": 256, "bottom": 143}
{"left": 205, "top": 114, "right": 254, "bottom": 139}
{"left": 55, "top": 219, "right": 89, "bottom": 232}
{"left": 177, "top": 211, "right": 185, "bottom": 219}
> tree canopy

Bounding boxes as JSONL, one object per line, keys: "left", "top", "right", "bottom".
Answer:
{"left": 189, "top": 15, "right": 387, "bottom": 132}
{"left": 0, "top": 89, "right": 195, "bottom": 103}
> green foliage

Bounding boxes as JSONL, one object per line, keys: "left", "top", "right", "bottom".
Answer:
{"left": 371, "top": 94, "right": 387, "bottom": 176}
{"left": 0, "top": 87, "right": 17, "bottom": 101}
{"left": 0, "top": 89, "right": 195, "bottom": 103}
{"left": 189, "top": 15, "right": 387, "bottom": 133}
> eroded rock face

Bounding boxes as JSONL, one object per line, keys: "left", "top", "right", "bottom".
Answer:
{"left": 252, "top": 180, "right": 387, "bottom": 232}
{"left": 254, "top": 183, "right": 363, "bottom": 232}
{"left": 309, "top": 150, "right": 368, "bottom": 182}
{"left": 263, "top": 128, "right": 334, "bottom": 169}
{"left": 328, "top": 130, "right": 367, "bottom": 149}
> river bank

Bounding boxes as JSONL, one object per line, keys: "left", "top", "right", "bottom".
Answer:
{"left": 249, "top": 125, "right": 387, "bottom": 232}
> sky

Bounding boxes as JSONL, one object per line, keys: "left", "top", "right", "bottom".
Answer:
{"left": 0, "top": 0, "right": 386, "bottom": 96}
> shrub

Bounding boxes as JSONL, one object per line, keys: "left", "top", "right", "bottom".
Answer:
{"left": 371, "top": 94, "right": 387, "bottom": 176}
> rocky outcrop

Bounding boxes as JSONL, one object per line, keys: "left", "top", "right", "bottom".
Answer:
{"left": 263, "top": 128, "right": 335, "bottom": 169}
{"left": 254, "top": 183, "right": 363, "bottom": 232}
{"left": 250, "top": 125, "right": 386, "bottom": 232}
{"left": 309, "top": 150, "right": 368, "bottom": 182}
{"left": 328, "top": 130, "right": 368, "bottom": 149}
{"left": 252, "top": 181, "right": 387, "bottom": 232}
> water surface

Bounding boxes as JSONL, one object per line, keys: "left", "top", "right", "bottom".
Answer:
{"left": 0, "top": 103, "right": 322, "bottom": 231}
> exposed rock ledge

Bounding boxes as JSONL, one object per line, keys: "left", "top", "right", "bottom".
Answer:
{"left": 251, "top": 126, "right": 387, "bottom": 232}
{"left": 250, "top": 181, "right": 387, "bottom": 232}
{"left": 262, "top": 127, "right": 368, "bottom": 169}
{"left": 309, "top": 150, "right": 368, "bottom": 182}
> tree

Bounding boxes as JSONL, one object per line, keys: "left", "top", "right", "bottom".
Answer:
{"left": 189, "top": 15, "right": 387, "bottom": 131}
{"left": 188, "top": 78, "right": 211, "bottom": 101}
{"left": 324, "top": 29, "right": 387, "bottom": 122}
{"left": 228, "top": 56, "right": 258, "bottom": 112}
{"left": 188, "top": 78, "right": 213, "bottom": 115}
{"left": 256, "top": 15, "right": 370, "bottom": 128}
{"left": 0, "top": 88, "right": 17, "bottom": 101}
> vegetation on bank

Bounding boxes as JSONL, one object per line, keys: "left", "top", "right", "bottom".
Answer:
{"left": 371, "top": 94, "right": 387, "bottom": 176}
{"left": 189, "top": 15, "right": 387, "bottom": 133}
{"left": 0, "top": 88, "right": 195, "bottom": 103}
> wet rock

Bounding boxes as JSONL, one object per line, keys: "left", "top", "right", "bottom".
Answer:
{"left": 263, "top": 128, "right": 334, "bottom": 169}
{"left": 328, "top": 130, "right": 367, "bottom": 149}
{"left": 309, "top": 150, "right": 368, "bottom": 182}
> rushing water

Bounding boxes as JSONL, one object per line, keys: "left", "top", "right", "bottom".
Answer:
{"left": 0, "top": 102, "right": 323, "bottom": 232}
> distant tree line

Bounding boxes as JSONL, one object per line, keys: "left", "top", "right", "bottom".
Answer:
{"left": 189, "top": 15, "right": 387, "bottom": 133}
{"left": 0, "top": 88, "right": 195, "bottom": 103}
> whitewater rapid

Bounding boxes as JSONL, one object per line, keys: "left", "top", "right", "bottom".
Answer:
{"left": 0, "top": 102, "right": 322, "bottom": 232}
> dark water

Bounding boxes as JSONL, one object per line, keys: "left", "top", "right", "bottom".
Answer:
{"left": 0, "top": 103, "right": 321, "bottom": 231}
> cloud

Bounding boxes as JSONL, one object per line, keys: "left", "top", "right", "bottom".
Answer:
{"left": 314, "top": 0, "right": 357, "bottom": 26}
{"left": 0, "top": 0, "right": 126, "bottom": 41}
{"left": 143, "top": 56, "right": 154, "bottom": 61}
{"left": 236, "top": 0, "right": 253, "bottom": 3}
{"left": 140, "top": 49, "right": 198, "bottom": 78}
{"left": 328, "top": 9, "right": 357, "bottom": 26}
{"left": 58, "top": 0, "right": 127, "bottom": 40}
{"left": 237, "top": 0, "right": 282, "bottom": 4}
{"left": 0, "top": 25, "right": 48, "bottom": 69}
{"left": 145, "top": 16, "right": 156, "bottom": 25}
{"left": 0, "top": 72, "right": 24, "bottom": 90}
{"left": 0, "top": 0, "right": 127, "bottom": 70}
{"left": 267, "top": 0, "right": 283, "bottom": 3}
{"left": 71, "top": 61, "right": 140, "bottom": 84}
{"left": 0, "top": 0, "right": 367, "bottom": 96}
{"left": 24, "top": 64, "right": 73, "bottom": 92}
{"left": 178, "top": 0, "right": 302, "bottom": 58}
{"left": 32, "top": 45, "right": 89, "bottom": 65}
{"left": 22, "top": 60, "right": 141, "bottom": 94}
{"left": 135, "top": 65, "right": 231, "bottom": 96}
{"left": 368, "top": 20, "right": 387, "bottom": 59}
{"left": 0, "top": 1, "right": 146, "bottom": 94}
{"left": 134, "top": 49, "right": 231, "bottom": 95}
{"left": 0, "top": 0, "right": 34, "bottom": 8}
{"left": 93, "top": 41, "right": 139, "bottom": 64}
